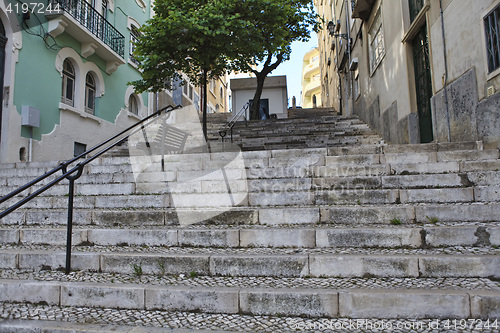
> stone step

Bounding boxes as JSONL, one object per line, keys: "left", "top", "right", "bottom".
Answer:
{"left": 1, "top": 245, "right": 498, "bottom": 278}
{"left": 3, "top": 201, "right": 500, "bottom": 227}
{"left": 1, "top": 224, "right": 499, "bottom": 248}
{"left": 0, "top": 270, "right": 498, "bottom": 320}
{"left": 2, "top": 320, "right": 236, "bottom": 333}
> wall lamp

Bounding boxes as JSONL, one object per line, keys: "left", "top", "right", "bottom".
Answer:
{"left": 327, "top": 20, "right": 349, "bottom": 40}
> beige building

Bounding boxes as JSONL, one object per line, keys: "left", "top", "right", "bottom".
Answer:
{"left": 315, "top": 0, "right": 500, "bottom": 146}
{"left": 301, "top": 47, "right": 322, "bottom": 108}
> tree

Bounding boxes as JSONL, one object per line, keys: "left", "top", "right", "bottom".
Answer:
{"left": 130, "top": 0, "right": 251, "bottom": 141}
{"left": 231, "top": 0, "right": 319, "bottom": 120}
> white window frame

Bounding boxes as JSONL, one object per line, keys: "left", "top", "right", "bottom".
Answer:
{"left": 62, "top": 59, "right": 76, "bottom": 107}
{"left": 85, "top": 72, "right": 96, "bottom": 114}
{"left": 368, "top": 8, "right": 385, "bottom": 75}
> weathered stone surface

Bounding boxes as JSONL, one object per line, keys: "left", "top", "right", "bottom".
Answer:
{"left": 18, "top": 252, "right": 100, "bottom": 271}
{"left": 146, "top": 286, "right": 239, "bottom": 313}
{"left": 424, "top": 227, "right": 480, "bottom": 247}
{"left": 259, "top": 207, "right": 320, "bottom": 225}
{"left": 475, "top": 186, "right": 500, "bottom": 202}
{"left": 249, "top": 191, "right": 313, "bottom": 207}
{"left": 94, "top": 211, "right": 165, "bottom": 226}
{"left": 240, "top": 229, "right": 315, "bottom": 248}
{"left": 88, "top": 229, "right": 177, "bottom": 246}
{"left": 321, "top": 206, "right": 415, "bottom": 224}
{"left": 309, "top": 255, "right": 419, "bottom": 278}
{"left": 0, "top": 280, "right": 60, "bottom": 305}
{"left": 210, "top": 255, "right": 309, "bottom": 277}
{"left": 0, "top": 253, "right": 17, "bottom": 269}
{"left": 381, "top": 174, "right": 462, "bottom": 189}
{"left": 179, "top": 229, "right": 239, "bottom": 247}
{"left": 381, "top": 152, "right": 437, "bottom": 164}
{"left": 419, "top": 256, "right": 500, "bottom": 278}
{"left": 389, "top": 161, "right": 460, "bottom": 175}
{"left": 0, "top": 229, "right": 19, "bottom": 244}
{"left": 339, "top": 290, "right": 470, "bottom": 318}
{"left": 20, "top": 228, "right": 87, "bottom": 246}
{"left": 240, "top": 288, "right": 338, "bottom": 317}
{"left": 415, "top": 204, "right": 500, "bottom": 223}
{"left": 316, "top": 189, "right": 399, "bottom": 205}
{"left": 431, "top": 68, "right": 478, "bottom": 142}
{"left": 400, "top": 188, "right": 474, "bottom": 203}
{"left": 62, "top": 283, "right": 144, "bottom": 309}
{"left": 316, "top": 228, "right": 421, "bottom": 248}
{"left": 470, "top": 291, "right": 500, "bottom": 319}
{"left": 101, "top": 254, "right": 210, "bottom": 275}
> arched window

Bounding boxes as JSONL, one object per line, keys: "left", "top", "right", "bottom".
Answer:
{"left": 128, "top": 94, "right": 139, "bottom": 115}
{"left": 85, "top": 73, "right": 96, "bottom": 114}
{"left": 62, "top": 60, "right": 75, "bottom": 106}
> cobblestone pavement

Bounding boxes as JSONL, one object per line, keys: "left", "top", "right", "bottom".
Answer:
{"left": 0, "top": 303, "right": 499, "bottom": 333}
{"left": 1, "top": 269, "right": 499, "bottom": 291}
{"left": 1, "top": 244, "right": 499, "bottom": 256}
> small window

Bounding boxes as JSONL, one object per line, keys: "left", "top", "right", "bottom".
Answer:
{"left": 62, "top": 60, "right": 75, "bottom": 106}
{"left": 85, "top": 73, "right": 96, "bottom": 114}
{"left": 129, "top": 26, "right": 141, "bottom": 66}
{"left": 74, "top": 142, "right": 87, "bottom": 158}
{"left": 368, "top": 9, "right": 385, "bottom": 74}
{"left": 128, "top": 94, "right": 139, "bottom": 115}
{"left": 484, "top": 4, "right": 500, "bottom": 73}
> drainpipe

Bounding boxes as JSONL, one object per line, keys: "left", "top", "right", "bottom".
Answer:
{"left": 439, "top": 0, "right": 451, "bottom": 142}
{"left": 333, "top": 0, "right": 342, "bottom": 113}
{"left": 345, "top": 0, "right": 353, "bottom": 116}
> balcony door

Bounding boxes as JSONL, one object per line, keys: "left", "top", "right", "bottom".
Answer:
{"left": 412, "top": 25, "right": 433, "bottom": 143}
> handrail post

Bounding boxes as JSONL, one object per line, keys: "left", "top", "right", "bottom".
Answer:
{"left": 65, "top": 178, "right": 75, "bottom": 274}
{"left": 62, "top": 163, "right": 84, "bottom": 274}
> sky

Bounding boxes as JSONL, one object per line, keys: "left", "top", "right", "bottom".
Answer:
{"left": 272, "top": 31, "right": 318, "bottom": 107}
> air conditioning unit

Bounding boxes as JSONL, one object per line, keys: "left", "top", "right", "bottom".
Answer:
{"left": 21, "top": 106, "right": 40, "bottom": 128}
{"left": 349, "top": 58, "right": 359, "bottom": 71}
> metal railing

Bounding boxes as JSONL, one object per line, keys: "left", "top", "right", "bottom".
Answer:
{"left": 49, "top": 0, "right": 125, "bottom": 58}
{"left": 0, "top": 105, "right": 181, "bottom": 273}
{"left": 219, "top": 102, "right": 249, "bottom": 143}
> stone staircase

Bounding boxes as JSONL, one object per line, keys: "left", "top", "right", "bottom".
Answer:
{"left": 0, "top": 113, "right": 500, "bottom": 331}
{"left": 230, "top": 108, "right": 381, "bottom": 151}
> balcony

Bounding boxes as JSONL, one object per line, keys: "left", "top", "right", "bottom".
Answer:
{"left": 352, "top": 0, "right": 376, "bottom": 21}
{"left": 46, "top": 0, "right": 125, "bottom": 74}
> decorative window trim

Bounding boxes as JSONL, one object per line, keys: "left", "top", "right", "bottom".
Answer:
{"left": 483, "top": 2, "right": 500, "bottom": 80}
{"left": 55, "top": 48, "right": 105, "bottom": 117}
{"left": 124, "top": 86, "right": 145, "bottom": 117}
{"left": 368, "top": 8, "right": 385, "bottom": 76}
{"left": 135, "top": 0, "right": 146, "bottom": 12}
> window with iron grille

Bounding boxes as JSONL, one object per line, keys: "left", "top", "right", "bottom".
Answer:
{"left": 368, "top": 8, "right": 385, "bottom": 74}
{"left": 484, "top": 4, "right": 500, "bottom": 73}
{"left": 129, "top": 26, "right": 141, "bottom": 66}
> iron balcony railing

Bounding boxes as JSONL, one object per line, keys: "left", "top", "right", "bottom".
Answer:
{"left": 49, "top": 0, "right": 125, "bottom": 58}
{"left": 0, "top": 105, "right": 181, "bottom": 274}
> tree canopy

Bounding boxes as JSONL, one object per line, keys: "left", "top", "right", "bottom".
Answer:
{"left": 130, "top": 0, "right": 319, "bottom": 123}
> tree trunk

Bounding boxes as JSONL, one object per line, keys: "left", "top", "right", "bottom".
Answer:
{"left": 250, "top": 74, "right": 266, "bottom": 120}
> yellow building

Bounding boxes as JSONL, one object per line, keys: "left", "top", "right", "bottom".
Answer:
{"left": 301, "top": 47, "right": 322, "bottom": 108}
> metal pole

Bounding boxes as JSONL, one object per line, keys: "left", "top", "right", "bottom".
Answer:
{"left": 65, "top": 178, "right": 75, "bottom": 274}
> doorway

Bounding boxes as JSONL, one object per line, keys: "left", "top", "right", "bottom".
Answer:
{"left": 412, "top": 25, "right": 433, "bottom": 143}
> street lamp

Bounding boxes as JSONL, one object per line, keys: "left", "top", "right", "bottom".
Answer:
{"left": 327, "top": 20, "right": 349, "bottom": 40}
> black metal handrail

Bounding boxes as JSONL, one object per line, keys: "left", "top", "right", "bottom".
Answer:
{"left": 48, "top": 0, "right": 125, "bottom": 58}
{"left": 219, "top": 102, "right": 249, "bottom": 143}
{"left": 0, "top": 105, "right": 181, "bottom": 273}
